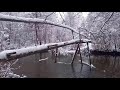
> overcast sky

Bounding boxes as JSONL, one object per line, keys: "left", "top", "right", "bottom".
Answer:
{"left": 82, "top": 12, "right": 89, "bottom": 18}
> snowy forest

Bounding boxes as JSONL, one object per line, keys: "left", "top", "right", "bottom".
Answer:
{"left": 0, "top": 12, "right": 120, "bottom": 78}
{"left": 0, "top": 12, "right": 119, "bottom": 52}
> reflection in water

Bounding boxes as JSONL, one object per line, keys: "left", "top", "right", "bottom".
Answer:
{"left": 80, "top": 64, "right": 83, "bottom": 73}
{"left": 1, "top": 52, "right": 120, "bottom": 78}
{"left": 91, "top": 55, "right": 120, "bottom": 78}
{"left": 71, "top": 64, "right": 77, "bottom": 78}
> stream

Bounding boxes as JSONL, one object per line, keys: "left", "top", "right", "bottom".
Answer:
{"left": 1, "top": 52, "right": 120, "bottom": 78}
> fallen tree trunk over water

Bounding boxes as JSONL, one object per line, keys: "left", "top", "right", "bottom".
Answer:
{"left": 0, "top": 39, "right": 91, "bottom": 61}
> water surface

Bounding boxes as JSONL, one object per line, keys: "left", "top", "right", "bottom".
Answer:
{"left": 10, "top": 53, "right": 120, "bottom": 78}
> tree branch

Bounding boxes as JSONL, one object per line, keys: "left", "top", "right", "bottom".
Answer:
{"left": 101, "top": 12, "right": 114, "bottom": 30}
{"left": 59, "top": 12, "right": 66, "bottom": 24}
{"left": 44, "top": 12, "right": 55, "bottom": 21}
{"left": 98, "top": 12, "right": 114, "bottom": 37}
{"left": 78, "top": 27, "right": 96, "bottom": 40}
{"left": 0, "top": 13, "right": 79, "bottom": 34}
{"left": 73, "top": 12, "right": 81, "bottom": 18}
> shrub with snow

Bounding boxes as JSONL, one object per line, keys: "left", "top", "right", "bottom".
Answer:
{"left": 0, "top": 59, "right": 26, "bottom": 78}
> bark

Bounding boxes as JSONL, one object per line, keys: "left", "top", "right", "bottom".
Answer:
{"left": 0, "top": 39, "right": 91, "bottom": 61}
{"left": 0, "top": 13, "right": 88, "bottom": 38}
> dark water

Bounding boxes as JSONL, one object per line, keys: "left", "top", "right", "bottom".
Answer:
{"left": 10, "top": 53, "right": 120, "bottom": 78}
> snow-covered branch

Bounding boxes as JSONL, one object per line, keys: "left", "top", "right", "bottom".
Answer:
{"left": 101, "top": 12, "right": 114, "bottom": 30}
{"left": 0, "top": 14, "right": 79, "bottom": 34}
{"left": 0, "top": 39, "right": 91, "bottom": 61}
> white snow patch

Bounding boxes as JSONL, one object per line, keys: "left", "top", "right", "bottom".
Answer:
{"left": 57, "top": 62, "right": 71, "bottom": 64}
{"left": 39, "top": 57, "right": 48, "bottom": 62}
{"left": 78, "top": 60, "right": 96, "bottom": 68}
{"left": 58, "top": 47, "right": 69, "bottom": 56}
{"left": 66, "top": 50, "right": 75, "bottom": 54}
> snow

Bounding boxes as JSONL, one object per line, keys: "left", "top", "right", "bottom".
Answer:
{"left": 82, "top": 12, "right": 89, "bottom": 18}
{"left": 66, "top": 50, "right": 75, "bottom": 54}
{"left": 0, "top": 39, "right": 91, "bottom": 60}
{"left": 0, "top": 45, "right": 48, "bottom": 60}
{"left": 4, "top": 34, "right": 9, "bottom": 38}
{"left": 0, "top": 50, "right": 16, "bottom": 60}
{"left": 58, "top": 47, "right": 69, "bottom": 55}
{"left": 58, "top": 40, "right": 92, "bottom": 56}
{"left": 55, "top": 60, "right": 95, "bottom": 68}
{"left": 57, "top": 62, "right": 71, "bottom": 64}
{"left": 0, "top": 14, "right": 91, "bottom": 39}
{"left": 39, "top": 57, "right": 48, "bottom": 62}
{"left": 78, "top": 60, "right": 96, "bottom": 68}
{"left": 0, "top": 60, "right": 27, "bottom": 78}
{"left": 0, "top": 13, "right": 79, "bottom": 34}
{"left": 0, "top": 39, "right": 88, "bottom": 59}
{"left": 80, "top": 43, "right": 93, "bottom": 50}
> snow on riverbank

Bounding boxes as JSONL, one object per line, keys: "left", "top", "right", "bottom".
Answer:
{"left": 0, "top": 60, "right": 27, "bottom": 78}
{"left": 59, "top": 43, "right": 93, "bottom": 55}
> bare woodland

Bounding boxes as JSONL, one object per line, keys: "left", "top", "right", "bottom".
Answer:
{"left": 0, "top": 12, "right": 120, "bottom": 78}
{"left": 0, "top": 12, "right": 119, "bottom": 53}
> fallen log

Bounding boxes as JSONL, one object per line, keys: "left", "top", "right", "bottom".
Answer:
{"left": 0, "top": 39, "right": 91, "bottom": 61}
{"left": 6, "top": 52, "right": 16, "bottom": 57}
{"left": 0, "top": 14, "right": 90, "bottom": 39}
{"left": 0, "top": 14, "right": 79, "bottom": 34}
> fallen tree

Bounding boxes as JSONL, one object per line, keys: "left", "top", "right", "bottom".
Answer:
{"left": 0, "top": 39, "right": 91, "bottom": 61}
{"left": 0, "top": 14, "right": 79, "bottom": 33}
{"left": 0, "top": 14, "right": 89, "bottom": 38}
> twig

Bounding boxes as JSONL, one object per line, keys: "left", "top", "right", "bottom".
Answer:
{"left": 101, "top": 12, "right": 114, "bottom": 30}
{"left": 44, "top": 12, "right": 55, "bottom": 21}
